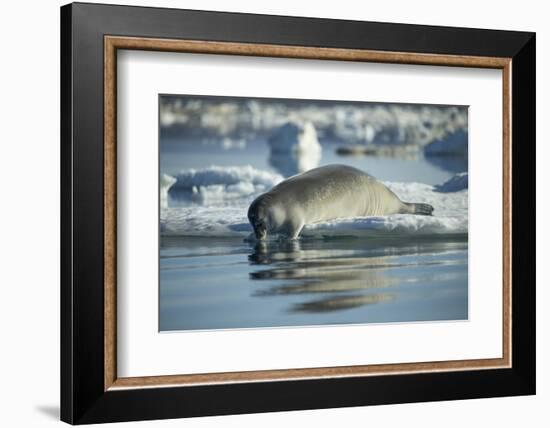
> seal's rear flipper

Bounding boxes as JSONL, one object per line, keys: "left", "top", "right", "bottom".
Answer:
{"left": 409, "top": 203, "right": 434, "bottom": 216}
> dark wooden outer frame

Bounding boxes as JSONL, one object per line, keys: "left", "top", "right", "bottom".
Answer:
{"left": 104, "top": 37, "right": 514, "bottom": 390}
{"left": 61, "top": 2, "right": 535, "bottom": 424}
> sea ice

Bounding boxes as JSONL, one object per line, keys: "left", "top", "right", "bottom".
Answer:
{"left": 161, "top": 166, "right": 468, "bottom": 239}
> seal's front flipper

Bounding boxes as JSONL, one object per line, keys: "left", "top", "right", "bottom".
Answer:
{"left": 285, "top": 220, "right": 305, "bottom": 240}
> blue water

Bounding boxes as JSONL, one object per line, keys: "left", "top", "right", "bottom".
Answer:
{"left": 159, "top": 137, "right": 468, "bottom": 331}
{"left": 160, "top": 137, "right": 457, "bottom": 185}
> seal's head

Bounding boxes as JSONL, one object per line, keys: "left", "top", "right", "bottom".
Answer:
{"left": 248, "top": 196, "right": 269, "bottom": 240}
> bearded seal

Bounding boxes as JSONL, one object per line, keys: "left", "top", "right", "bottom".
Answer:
{"left": 248, "top": 164, "right": 434, "bottom": 240}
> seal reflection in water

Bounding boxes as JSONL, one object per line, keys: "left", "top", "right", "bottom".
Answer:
{"left": 248, "top": 164, "right": 434, "bottom": 240}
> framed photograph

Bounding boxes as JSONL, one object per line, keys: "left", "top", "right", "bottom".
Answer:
{"left": 60, "top": 2, "right": 535, "bottom": 424}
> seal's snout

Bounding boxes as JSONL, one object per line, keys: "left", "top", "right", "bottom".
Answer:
{"left": 254, "top": 221, "right": 267, "bottom": 240}
{"left": 248, "top": 200, "right": 267, "bottom": 240}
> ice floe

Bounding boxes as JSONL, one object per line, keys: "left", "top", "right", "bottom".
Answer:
{"left": 161, "top": 166, "right": 468, "bottom": 239}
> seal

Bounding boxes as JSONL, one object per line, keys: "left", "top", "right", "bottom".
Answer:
{"left": 248, "top": 164, "right": 434, "bottom": 239}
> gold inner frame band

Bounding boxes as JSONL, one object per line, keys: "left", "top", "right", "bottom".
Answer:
{"left": 104, "top": 35, "right": 512, "bottom": 391}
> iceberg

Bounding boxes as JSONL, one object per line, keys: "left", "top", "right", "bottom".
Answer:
{"left": 268, "top": 121, "right": 322, "bottom": 176}
{"left": 166, "top": 165, "right": 283, "bottom": 203}
{"left": 435, "top": 172, "right": 468, "bottom": 193}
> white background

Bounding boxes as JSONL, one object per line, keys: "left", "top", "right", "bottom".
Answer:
{"left": 118, "top": 51, "right": 502, "bottom": 377}
{"left": 0, "top": 0, "right": 546, "bottom": 427}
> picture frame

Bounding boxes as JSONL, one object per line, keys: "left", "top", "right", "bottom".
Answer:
{"left": 60, "top": 2, "right": 535, "bottom": 424}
